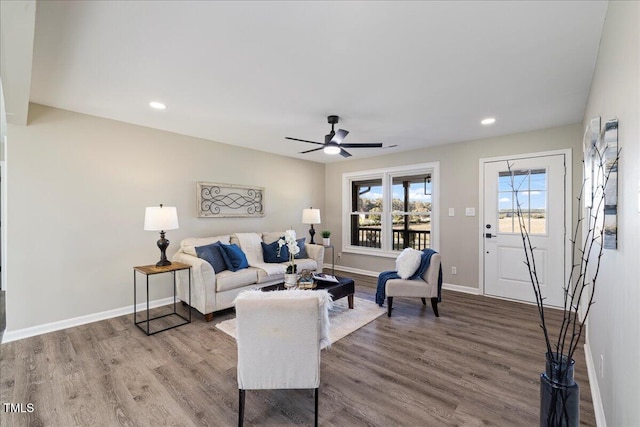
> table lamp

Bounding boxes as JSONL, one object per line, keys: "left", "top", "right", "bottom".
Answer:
{"left": 144, "top": 204, "right": 179, "bottom": 266}
{"left": 301, "top": 207, "right": 321, "bottom": 244}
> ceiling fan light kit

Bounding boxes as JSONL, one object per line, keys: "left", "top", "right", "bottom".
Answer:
{"left": 286, "top": 115, "right": 383, "bottom": 157}
{"left": 323, "top": 145, "right": 341, "bottom": 155}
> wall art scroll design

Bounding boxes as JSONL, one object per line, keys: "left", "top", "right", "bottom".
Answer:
{"left": 197, "top": 182, "right": 264, "bottom": 218}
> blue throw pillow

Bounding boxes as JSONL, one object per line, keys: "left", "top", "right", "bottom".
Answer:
{"left": 195, "top": 242, "right": 228, "bottom": 273}
{"left": 294, "top": 237, "right": 308, "bottom": 259}
{"left": 219, "top": 243, "right": 249, "bottom": 272}
{"left": 262, "top": 240, "right": 289, "bottom": 263}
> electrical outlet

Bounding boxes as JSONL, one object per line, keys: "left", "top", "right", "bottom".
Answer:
{"left": 465, "top": 207, "right": 476, "bottom": 216}
{"left": 451, "top": 266, "right": 457, "bottom": 275}
{"left": 448, "top": 208, "right": 455, "bottom": 217}
{"left": 600, "top": 355, "right": 604, "bottom": 378}
{"left": 337, "top": 252, "right": 342, "bottom": 259}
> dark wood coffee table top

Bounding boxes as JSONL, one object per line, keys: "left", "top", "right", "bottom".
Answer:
{"left": 261, "top": 276, "right": 355, "bottom": 309}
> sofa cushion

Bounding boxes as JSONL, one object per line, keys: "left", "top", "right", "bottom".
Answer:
{"left": 195, "top": 242, "right": 227, "bottom": 273}
{"left": 261, "top": 231, "right": 284, "bottom": 245}
{"left": 219, "top": 243, "right": 249, "bottom": 272}
{"left": 261, "top": 239, "right": 288, "bottom": 263}
{"left": 255, "top": 267, "right": 285, "bottom": 284}
{"left": 181, "top": 235, "right": 231, "bottom": 256}
{"left": 294, "top": 237, "right": 307, "bottom": 259}
{"left": 290, "top": 258, "right": 317, "bottom": 272}
{"left": 216, "top": 269, "right": 258, "bottom": 292}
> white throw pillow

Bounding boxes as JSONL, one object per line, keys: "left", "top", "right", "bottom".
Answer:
{"left": 395, "top": 248, "right": 423, "bottom": 279}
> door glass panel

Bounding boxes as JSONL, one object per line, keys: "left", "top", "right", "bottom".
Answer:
{"left": 497, "top": 169, "right": 547, "bottom": 235}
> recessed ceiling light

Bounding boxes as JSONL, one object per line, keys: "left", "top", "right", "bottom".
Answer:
{"left": 481, "top": 117, "right": 496, "bottom": 125}
{"left": 149, "top": 101, "right": 167, "bottom": 110}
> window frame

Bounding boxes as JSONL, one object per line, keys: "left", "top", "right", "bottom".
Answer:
{"left": 342, "top": 162, "right": 440, "bottom": 258}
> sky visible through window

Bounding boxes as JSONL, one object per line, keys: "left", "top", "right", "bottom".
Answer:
{"left": 498, "top": 169, "right": 547, "bottom": 211}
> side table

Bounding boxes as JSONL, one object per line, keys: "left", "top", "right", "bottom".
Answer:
{"left": 323, "top": 244, "right": 335, "bottom": 275}
{"left": 133, "top": 262, "right": 191, "bottom": 335}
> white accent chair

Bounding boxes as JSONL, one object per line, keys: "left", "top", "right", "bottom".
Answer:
{"left": 385, "top": 253, "right": 442, "bottom": 317}
{"left": 235, "top": 290, "right": 331, "bottom": 427}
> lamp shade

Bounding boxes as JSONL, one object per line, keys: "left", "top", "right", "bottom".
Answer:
{"left": 301, "top": 208, "right": 321, "bottom": 225}
{"left": 144, "top": 205, "right": 179, "bottom": 231}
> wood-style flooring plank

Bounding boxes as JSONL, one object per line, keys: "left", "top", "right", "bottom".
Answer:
{"left": 0, "top": 271, "right": 595, "bottom": 426}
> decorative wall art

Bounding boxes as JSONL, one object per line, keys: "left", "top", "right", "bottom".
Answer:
{"left": 584, "top": 117, "right": 619, "bottom": 249}
{"left": 197, "top": 182, "right": 264, "bottom": 218}
{"left": 601, "top": 119, "right": 618, "bottom": 249}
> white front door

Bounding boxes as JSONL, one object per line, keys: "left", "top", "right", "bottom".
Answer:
{"left": 482, "top": 153, "right": 568, "bottom": 307}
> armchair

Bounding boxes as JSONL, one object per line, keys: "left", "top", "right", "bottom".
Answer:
{"left": 385, "top": 252, "right": 442, "bottom": 317}
{"left": 235, "top": 290, "right": 331, "bottom": 427}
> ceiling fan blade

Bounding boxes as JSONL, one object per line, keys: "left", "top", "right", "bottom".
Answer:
{"left": 340, "top": 148, "right": 352, "bottom": 158}
{"left": 340, "top": 143, "right": 383, "bottom": 148}
{"left": 300, "top": 147, "right": 325, "bottom": 154}
{"left": 286, "top": 137, "right": 323, "bottom": 145}
{"left": 331, "top": 129, "right": 349, "bottom": 144}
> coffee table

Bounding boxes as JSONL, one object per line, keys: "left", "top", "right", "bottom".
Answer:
{"left": 261, "top": 276, "right": 355, "bottom": 309}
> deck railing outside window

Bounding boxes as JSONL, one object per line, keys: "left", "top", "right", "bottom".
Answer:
{"left": 356, "top": 227, "right": 431, "bottom": 250}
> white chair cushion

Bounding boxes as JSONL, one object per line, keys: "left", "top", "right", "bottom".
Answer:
{"left": 235, "top": 289, "right": 333, "bottom": 390}
{"left": 395, "top": 248, "right": 423, "bottom": 279}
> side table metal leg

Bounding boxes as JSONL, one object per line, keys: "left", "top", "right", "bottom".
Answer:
{"left": 146, "top": 275, "right": 150, "bottom": 335}
{"left": 133, "top": 270, "right": 137, "bottom": 326}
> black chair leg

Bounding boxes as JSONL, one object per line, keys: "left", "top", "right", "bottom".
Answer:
{"left": 387, "top": 297, "right": 393, "bottom": 317}
{"left": 238, "top": 389, "right": 245, "bottom": 427}
{"left": 314, "top": 388, "right": 319, "bottom": 427}
{"left": 421, "top": 297, "right": 426, "bottom": 305}
{"left": 431, "top": 298, "right": 440, "bottom": 317}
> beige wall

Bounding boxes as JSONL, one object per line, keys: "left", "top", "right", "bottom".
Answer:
{"left": 325, "top": 123, "right": 583, "bottom": 289}
{"left": 582, "top": 1, "right": 639, "bottom": 425}
{"left": 5, "top": 104, "right": 324, "bottom": 331}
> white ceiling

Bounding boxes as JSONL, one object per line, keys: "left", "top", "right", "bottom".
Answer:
{"left": 3, "top": 1, "right": 608, "bottom": 163}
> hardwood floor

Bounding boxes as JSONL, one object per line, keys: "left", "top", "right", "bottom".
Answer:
{"left": 0, "top": 271, "right": 595, "bottom": 426}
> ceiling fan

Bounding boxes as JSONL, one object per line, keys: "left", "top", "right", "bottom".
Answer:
{"left": 286, "top": 115, "right": 383, "bottom": 158}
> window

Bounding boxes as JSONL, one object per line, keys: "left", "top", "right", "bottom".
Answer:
{"left": 498, "top": 168, "right": 547, "bottom": 234}
{"left": 343, "top": 162, "right": 439, "bottom": 257}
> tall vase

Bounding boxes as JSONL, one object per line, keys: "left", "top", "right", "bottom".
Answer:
{"left": 540, "top": 353, "right": 580, "bottom": 427}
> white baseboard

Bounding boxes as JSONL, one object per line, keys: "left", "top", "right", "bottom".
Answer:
{"left": 584, "top": 343, "right": 607, "bottom": 427}
{"left": 4, "top": 266, "right": 481, "bottom": 344}
{"left": 1, "top": 297, "right": 175, "bottom": 344}
{"left": 327, "top": 264, "right": 378, "bottom": 277}
{"left": 442, "top": 282, "right": 480, "bottom": 295}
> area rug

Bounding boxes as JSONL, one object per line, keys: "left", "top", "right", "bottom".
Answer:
{"left": 215, "top": 296, "right": 385, "bottom": 348}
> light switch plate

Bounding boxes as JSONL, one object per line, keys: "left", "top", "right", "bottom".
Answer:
{"left": 465, "top": 207, "right": 476, "bottom": 216}
{"left": 448, "top": 208, "right": 455, "bottom": 217}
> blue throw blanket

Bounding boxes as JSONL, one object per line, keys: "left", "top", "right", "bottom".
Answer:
{"left": 375, "top": 249, "right": 443, "bottom": 306}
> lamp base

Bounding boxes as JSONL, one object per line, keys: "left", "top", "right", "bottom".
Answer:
{"left": 308, "top": 225, "right": 316, "bottom": 245}
{"left": 156, "top": 231, "right": 172, "bottom": 267}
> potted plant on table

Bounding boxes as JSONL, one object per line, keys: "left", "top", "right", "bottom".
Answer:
{"left": 278, "top": 230, "right": 300, "bottom": 287}
{"left": 321, "top": 230, "right": 331, "bottom": 246}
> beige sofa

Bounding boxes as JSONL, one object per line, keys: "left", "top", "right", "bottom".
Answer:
{"left": 172, "top": 232, "right": 324, "bottom": 321}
